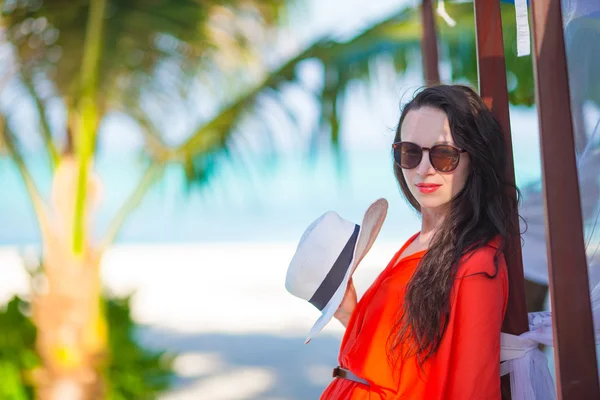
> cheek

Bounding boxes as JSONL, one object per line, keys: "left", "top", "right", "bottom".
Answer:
{"left": 401, "top": 168, "right": 410, "bottom": 183}
{"left": 451, "top": 162, "right": 470, "bottom": 194}
{"left": 402, "top": 169, "right": 416, "bottom": 192}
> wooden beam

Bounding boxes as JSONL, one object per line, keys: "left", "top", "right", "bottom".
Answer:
{"left": 473, "top": 0, "right": 529, "bottom": 337}
{"left": 421, "top": 0, "right": 440, "bottom": 85}
{"left": 530, "top": 0, "right": 600, "bottom": 398}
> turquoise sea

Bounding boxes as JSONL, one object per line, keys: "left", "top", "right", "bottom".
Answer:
{"left": 0, "top": 106, "right": 544, "bottom": 246}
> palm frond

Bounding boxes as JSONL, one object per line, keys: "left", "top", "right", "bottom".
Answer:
{"left": 100, "top": 162, "right": 165, "bottom": 249}
{"left": 0, "top": 114, "right": 47, "bottom": 225}
{"left": 170, "top": 2, "right": 544, "bottom": 187}
{"left": 73, "top": 0, "right": 107, "bottom": 255}
{"left": 1, "top": 0, "right": 292, "bottom": 112}
{"left": 20, "top": 72, "right": 60, "bottom": 169}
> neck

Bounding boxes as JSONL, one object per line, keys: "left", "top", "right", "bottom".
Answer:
{"left": 419, "top": 205, "right": 448, "bottom": 243}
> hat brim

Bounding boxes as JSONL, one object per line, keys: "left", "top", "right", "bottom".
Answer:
{"left": 305, "top": 198, "right": 388, "bottom": 344}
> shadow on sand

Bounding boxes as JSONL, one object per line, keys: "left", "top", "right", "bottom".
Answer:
{"left": 139, "top": 327, "right": 343, "bottom": 399}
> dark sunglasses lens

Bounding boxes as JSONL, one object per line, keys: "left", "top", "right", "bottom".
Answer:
{"left": 395, "top": 143, "right": 422, "bottom": 169}
{"left": 430, "top": 145, "right": 460, "bottom": 172}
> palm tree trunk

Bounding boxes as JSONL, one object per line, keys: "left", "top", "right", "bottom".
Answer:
{"left": 32, "top": 157, "right": 107, "bottom": 400}
{"left": 31, "top": 0, "right": 109, "bottom": 394}
{"left": 32, "top": 244, "right": 105, "bottom": 400}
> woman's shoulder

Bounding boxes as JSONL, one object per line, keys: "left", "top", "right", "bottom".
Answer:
{"left": 457, "top": 236, "right": 507, "bottom": 278}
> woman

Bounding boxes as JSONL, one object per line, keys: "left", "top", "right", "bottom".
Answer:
{"left": 321, "top": 85, "right": 517, "bottom": 399}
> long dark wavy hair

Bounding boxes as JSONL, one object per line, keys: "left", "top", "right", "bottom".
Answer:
{"left": 388, "top": 85, "right": 520, "bottom": 369}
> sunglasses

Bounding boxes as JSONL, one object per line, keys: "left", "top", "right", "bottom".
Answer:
{"left": 392, "top": 141, "right": 466, "bottom": 172}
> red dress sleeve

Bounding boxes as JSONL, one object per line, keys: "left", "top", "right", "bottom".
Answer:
{"left": 423, "top": 245, "right": 509, "bottom": 400}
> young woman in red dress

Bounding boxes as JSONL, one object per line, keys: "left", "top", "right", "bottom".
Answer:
{"left": 322, "top": 85, "right": 516, "bottom": 399}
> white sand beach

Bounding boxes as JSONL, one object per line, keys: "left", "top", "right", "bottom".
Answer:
{"left": 0, "top": 240, "right": 404, "bottom": 400}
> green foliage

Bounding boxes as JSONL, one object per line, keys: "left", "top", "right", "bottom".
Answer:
{"left": 104, "top": 295, "right": 175, "bottom": 400}
{"left": 0, "top": 295, "right": 175, "bottom": 400}
{"left": 0, "top": 360, "right": 30, "bottom": 400}
{"left": 0, "top": 297, "right": 38, "bottom": 399}
{"left": 0, "top": 0, "right": 289, "bottom": 106}
{"left": 437, "top": 3, "right": 536, "bottom": 106}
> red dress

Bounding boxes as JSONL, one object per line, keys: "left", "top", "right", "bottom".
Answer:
{"left": 320, "top": 233, "right": 508, "bottom": 399}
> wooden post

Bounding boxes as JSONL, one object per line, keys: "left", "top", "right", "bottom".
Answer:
{"left": 421, "top": 0, "right": 440, "bottom": 85}
{"left": 530, "top": 0, "right": 600, "bottom": 398}
{"left": 473, "top": 0, "right": 529, "bottom": 336}
{"left": 473, "top": 3, "right": 530, "bottom": 397}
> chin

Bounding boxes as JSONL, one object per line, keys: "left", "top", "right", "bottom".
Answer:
{"left": 415, "top": 195, "right": 450, "bottom": 210}
{"left": 419, "top": 202, "right": 447, "bottom": 210}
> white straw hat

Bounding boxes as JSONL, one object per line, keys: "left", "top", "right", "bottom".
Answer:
{"left": 285, "top": 198, "right": 388, "bottom": 343}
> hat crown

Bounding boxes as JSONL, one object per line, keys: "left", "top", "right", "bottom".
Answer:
{"left": 285, "top": 211, "right": 357, "bottom": 301}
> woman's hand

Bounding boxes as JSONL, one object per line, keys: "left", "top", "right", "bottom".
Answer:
{"left": 334, "top": 278, "right": 357, "bottom": 327}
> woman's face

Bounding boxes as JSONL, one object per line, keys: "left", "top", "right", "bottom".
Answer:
{"left": 399, "top": 107, "right": 470, "bottom": 211}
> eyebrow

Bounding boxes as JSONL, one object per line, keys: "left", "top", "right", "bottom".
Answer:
{"left": 398, "top": 140, "right": 456, "bottom": 146}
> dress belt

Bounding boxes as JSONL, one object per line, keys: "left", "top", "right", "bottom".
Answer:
{"left": 332, "top": 366, "right": 370, "bottom": 386}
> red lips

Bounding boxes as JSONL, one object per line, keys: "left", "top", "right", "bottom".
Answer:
{"left": 416, "top": 183, "right": 441, "bottom": 194}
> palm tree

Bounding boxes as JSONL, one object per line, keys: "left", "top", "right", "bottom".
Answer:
{"left": 0, "top": 0, "right": 290, "bottom": 398}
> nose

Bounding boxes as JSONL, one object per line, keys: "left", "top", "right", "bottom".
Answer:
{"left": 416, "top": 150, "right": 435, "bottom": 177}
